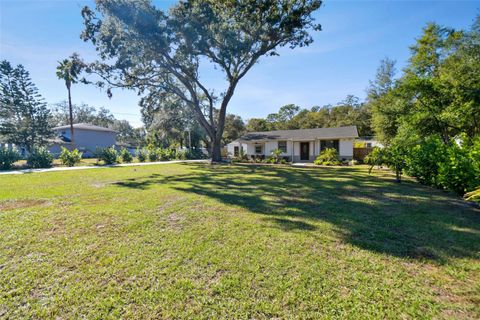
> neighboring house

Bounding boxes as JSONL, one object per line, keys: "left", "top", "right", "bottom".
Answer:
{"left": 227, "top": 126, "right": 359, "bottom": 162}
{"left": 355, "top": 137, "right": 383, "bottom": 148}
{"left": 49, "top": 123, "right": 118, "bottom": 157}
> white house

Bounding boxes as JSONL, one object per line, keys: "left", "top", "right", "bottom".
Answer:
{"left": 49, "top": 123, "right": 118, "bottom": 157}
{"left": 227, "top": 126, "right": 359, "bottom": 162}
{"left": 355, "top": 137, "right": 384, "bottom": 148}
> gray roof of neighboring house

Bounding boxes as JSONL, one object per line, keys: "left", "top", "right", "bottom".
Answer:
{"left": 235, "top": 126, "right": 358, "bottom": 142}
{"left": 52, "top": 123, "right": 117, "bottom": 133}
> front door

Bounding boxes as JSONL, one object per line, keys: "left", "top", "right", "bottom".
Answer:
{"left": 300, "top": 142, "right": 309, "bottom": 161}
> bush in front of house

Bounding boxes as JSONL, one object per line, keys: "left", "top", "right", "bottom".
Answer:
{"left": 314, "top": 148, "right": 340, "bottom": 166}
{"left": 59, "top": 147, "right": 83, "bottom": 167}
{"left": 183, "top": 148, "right": 204, "bottom": 160}
{"left": 267, "top": 148, "right": 282, "bottom": 164}
{"left": 27, "top": 146, "right": 54, "bottom": 168}
{"left": 176, "top": 150, "right": 188, "bottom": 160}
{"left": 0, "top": 146, "right": 21, "bottom": 170}
{"left": 137, "top": 148, "right": 148, "bottom": 162}
{"left": 160, "top": 148, "right": 175, "bottom": 161}
{"left": 148, "top": 147, "right": 161, "bottom": 162}
{"left": 120, "top": 148, "right": 133, "bottom": 163}
{"left": 97, "top": 146, "right": 118, "bottom": 165}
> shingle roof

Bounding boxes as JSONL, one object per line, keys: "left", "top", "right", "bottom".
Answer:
{"left": 236, "top": 126, "right": 358, "bottom": 142}
{"left": 52, "top": 123, "right": 117, "bottom": 133}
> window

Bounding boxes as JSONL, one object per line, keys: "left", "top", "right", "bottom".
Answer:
{"left": 366, "top": 142, "right": 372, "bottom": 148}
{"left": 278, "top": 141, "right": 287, "bottom": 153}
{"left": 255, "top": 145, "right": 262, "bottom": 154}
{"left": 320, "top": 140, "right": 339, "bottom": 152}
{"left": 234, "top": 146, "right": 239, "bottom": 157}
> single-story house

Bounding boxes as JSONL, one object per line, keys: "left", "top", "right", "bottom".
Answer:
{"left": 227, "top": 126, "right": 359, "bottom": 163}
{"left": 355, "top": 137, "right": 383, "bottom": 148}
{"left": 49, "top": 123, "right": 118, "bottom": 157}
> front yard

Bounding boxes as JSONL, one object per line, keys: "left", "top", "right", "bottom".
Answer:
{"left": 0, "top": 164, "right": 479, "bottom": 319}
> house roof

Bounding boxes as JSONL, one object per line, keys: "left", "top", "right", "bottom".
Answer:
{"left": 235, "top": 126, "right": 358, "bottom": 142}
{"left": 52, "top": 123, "right": 117, "bottom": 133}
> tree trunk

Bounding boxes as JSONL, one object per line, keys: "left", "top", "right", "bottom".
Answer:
{"left": 67, "top": 86, "right": 75, "bottom": 149}
{"left": 395, "top": 170, "right": 401, "bottom": 182}
{"left": 211, "top": 136, "right": 222, "bottom": 162}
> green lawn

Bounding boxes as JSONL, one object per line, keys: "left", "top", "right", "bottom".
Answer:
{"left": 0, "top": 164, "right": 479, "bottom": 319}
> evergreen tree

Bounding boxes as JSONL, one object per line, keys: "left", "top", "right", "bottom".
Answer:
{"left": 0, "top": 60, "right": 52, "bottom": 152}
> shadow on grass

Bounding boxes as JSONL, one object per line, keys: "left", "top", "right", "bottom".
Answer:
{"left": 113, "top": 163, "right": 480, "bottom": 262}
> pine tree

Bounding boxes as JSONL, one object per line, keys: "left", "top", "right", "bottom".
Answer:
{"left": 0, "top": 60, "right": 52, "bottom": 152}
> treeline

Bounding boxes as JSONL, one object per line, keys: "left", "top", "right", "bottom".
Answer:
{"left": 246, "top": 96, "right": 372, "bottom": 136}
{"left": 0, "top": 60, "right": 142, "bottom": 151}
{"left": 366, "top": 17, "right": 480, "bottom": 199}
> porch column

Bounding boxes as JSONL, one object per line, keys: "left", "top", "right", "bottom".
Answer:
{"left": 291, "top": 140, "right": 294, "bottom": 162}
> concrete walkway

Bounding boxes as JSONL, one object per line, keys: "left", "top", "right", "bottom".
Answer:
{"left": 0, "top": 159, "right": 209, "bottom": 175}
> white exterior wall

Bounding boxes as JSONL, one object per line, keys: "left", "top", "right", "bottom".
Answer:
{"left": 264, "top": 140, "right": 293, "bottom": 157}
{"left": 339, "top": 138, "right": 354, "bottom": 158}
{"left": 233, "top": 140, "right": 294, "bottom": 157}
{"left": 246, "top": 143, "right": 258, "bottom": 156}
{"left": 315, "top": 140, "right": 321, "bottom": 156}
{"left": 226, "top": 142, "right": 238, "bottom": 156}
{"left": 293, "top": 141, "right": 299, "bottom": 156}
{"left": 264, "top": 141, "right": 277, "bottom": 156}
{"left": 229, "top": 138, "right": 354, "bottom": 161}
{"left": 226, "top": 142, "right": 248, "bottom": 157}
{"left": 293, "top": 141, "right": 314, "bottom": 156}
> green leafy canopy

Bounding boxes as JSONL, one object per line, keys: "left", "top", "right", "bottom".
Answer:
{"left": 80, "top": 0, "right": 322, "bottom": 160}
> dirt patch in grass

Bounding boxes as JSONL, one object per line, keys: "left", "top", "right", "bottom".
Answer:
{"left": 167, "top": 213, "right": 185, "bottom": 230}
{"left": 157, "top": 196, "right": 188, "bottom": 213}
{"left": 0, "top": 199, "right": 48, "bottom": 212}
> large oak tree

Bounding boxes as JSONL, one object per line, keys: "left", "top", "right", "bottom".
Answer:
{"left": 80, "top": 0, "right": 322, "bottom": 161}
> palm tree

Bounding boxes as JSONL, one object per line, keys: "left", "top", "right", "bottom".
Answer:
{"left": 56, "top": 54, "right": 82, "bottom": 149}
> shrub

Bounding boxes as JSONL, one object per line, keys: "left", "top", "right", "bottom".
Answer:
{"left": 160, "top": 148, "right": 174, "bottom": 161}
{"left": 365, "top": 143, "right": 407, "bottom": 182}
{"left": 254, "top": 156, "right": 263, "bottom": 163}
{"left": 404, "top": 137, "right": 446, "bottom": 187}
{"left": 314, "top": 148, "right": 340, "bottom": 166}
{"left": 120, "top": 148, "right": 133, "bottom": 163}
{"left": 0, "top": 147, "right": 21, "bottom": 170}
{"left": 267, "top": 148, "right": 282, "bottom": 164}
{"left": 383, "top": 144, "right": 408, "bottom": 182}
{"left": 59, "top": 148, "right": 83, "bottom": 167}
{"left": 365, "top": 147, "right": 385, "bottom": 173}
{"left": 400, "top": 136, "right": 479, "bottom": 194}
{"left": 137, "top": 148, "right": 148, "bottom": 162}
{"left": 176, "top": 150, "right": 188, "bottom": 160}
{"left": 27, "top": 147, "right": 54, "bottom": 168}
{"left": 148, "top": 148, "right": 161, "bottom": 162}
{"left": 97, "top": 146, "right": 118, "bottom": 165}
{"left": 186, "top": 148, "right": 206, "bottom": 160}
{"left": 437, "top": 143, "right": 478, "bottom": 195}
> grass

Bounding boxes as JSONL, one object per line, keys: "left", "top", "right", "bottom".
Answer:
{"left": 0, "top": 163, "right": 479, "bottom": 319}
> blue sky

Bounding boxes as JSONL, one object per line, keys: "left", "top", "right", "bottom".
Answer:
{"left": 1, "top": 0, "right": 479, "bottom": 127}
